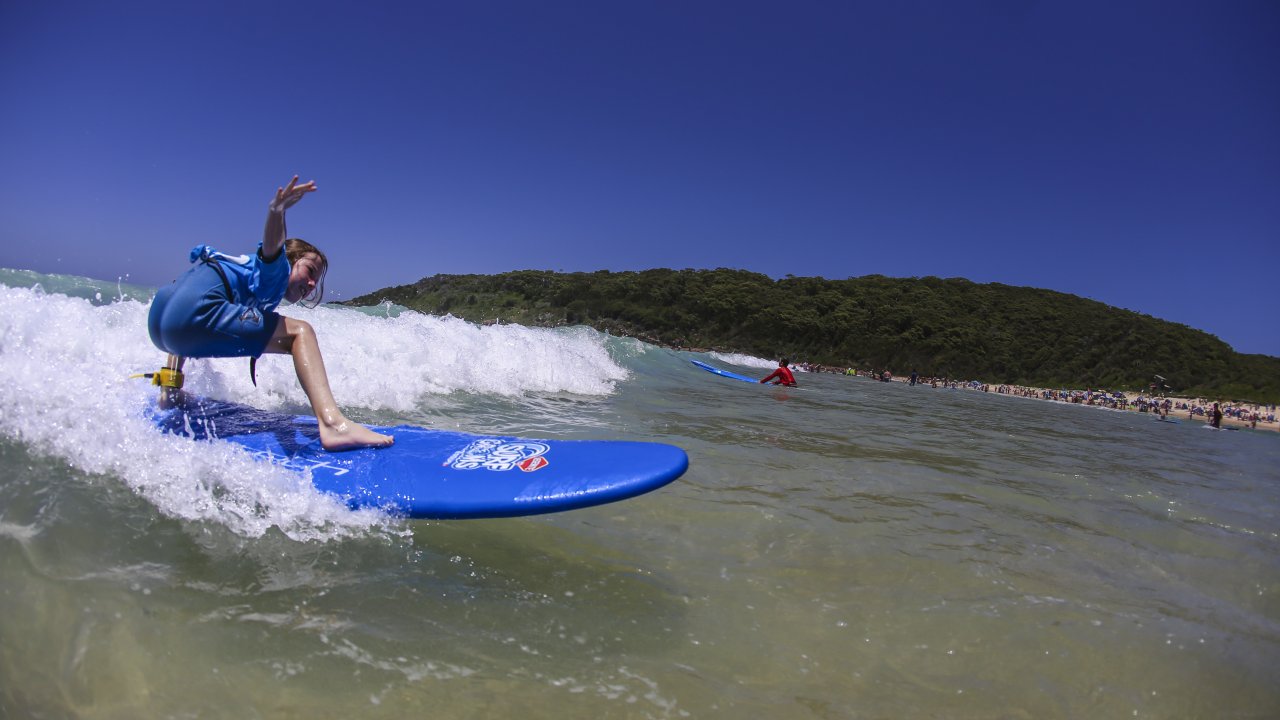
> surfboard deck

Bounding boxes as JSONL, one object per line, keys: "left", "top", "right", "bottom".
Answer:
{"left": 149, "top": 396, "right": 688, "bottom": 519}
{"left": 691, "top": 360, "right": 758, "bottom": 384}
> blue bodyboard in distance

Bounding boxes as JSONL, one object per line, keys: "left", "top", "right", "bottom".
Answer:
{"left": 691, "top": 360, "right": 759, "bottom": 384}
{"left": 149, "top": 397, "right": 688, "bottom": 519}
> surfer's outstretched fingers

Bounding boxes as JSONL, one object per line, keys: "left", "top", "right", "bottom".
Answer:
{"left": 272, "top": 176, "right": 316, "bottom": 212}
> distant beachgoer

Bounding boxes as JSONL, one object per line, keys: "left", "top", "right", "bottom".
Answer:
{"left": 147, "top": 176, "right": 394, "bottom": 452}
{"left": 910, "top": 369, "right": 918, "bottom": 386}
{"left": 761, "top": 358, "right": 798, "bottom": 387}
{"left": 1211, "top": 403, "right": 1223, "bottom": 429}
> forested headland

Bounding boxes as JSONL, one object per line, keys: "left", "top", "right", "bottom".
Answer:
{"left": 341, "top": 269, "right": 1280, "bottom": 403}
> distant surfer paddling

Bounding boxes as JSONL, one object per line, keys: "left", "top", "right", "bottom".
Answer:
{"left": 760, "top": 358, "right": 798, "bottom": 387}
{"left": 146, "top": 176, "right": 394, "bottom": 452}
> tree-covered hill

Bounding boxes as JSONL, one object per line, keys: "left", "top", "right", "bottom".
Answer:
{"left": 341, "top": 269, "right": 1280, "bottom": 403}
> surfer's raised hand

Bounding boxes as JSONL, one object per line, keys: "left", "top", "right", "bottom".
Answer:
{"left": 263, "top": 176, "right": 316, "bottom": 260}
{"left": 268, "top": 175, "right": 317, "bottom": 214}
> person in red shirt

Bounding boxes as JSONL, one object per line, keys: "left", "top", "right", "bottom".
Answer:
{"left": 760, "top": 358, "right": 798, "bottom": 387}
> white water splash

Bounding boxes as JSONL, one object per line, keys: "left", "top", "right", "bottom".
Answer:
{"left": 707, "top": 351, "right": 774, "bottom": 370}
{"left": 0, "top": 277, "right": 630, "bottom": 539}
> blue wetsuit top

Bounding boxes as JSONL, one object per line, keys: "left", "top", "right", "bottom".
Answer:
{"left": 188, "top": 244, "right": 290, "bottom": 313}
{"left": 147, "top": 244, "right": 291, "bottom": 358}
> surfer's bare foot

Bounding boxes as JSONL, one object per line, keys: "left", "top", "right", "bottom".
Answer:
{"left": 319, "top": 420, "right": 394, "bottom": 452}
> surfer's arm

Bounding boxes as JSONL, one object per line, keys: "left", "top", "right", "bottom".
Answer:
{"left": 262, "top": 176, "right": 316, "bottom": 261}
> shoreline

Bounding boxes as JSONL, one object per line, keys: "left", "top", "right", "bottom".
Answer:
{"left": 852, "top": 372, "right": 1279, "bottom": 433}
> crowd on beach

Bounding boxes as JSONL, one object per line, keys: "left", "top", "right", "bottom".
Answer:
{"left": 980, "top": 383, "right": 1275, "bottom": 430}
{"left": 791, "top": 364, "right": 1277, "bottom": 432}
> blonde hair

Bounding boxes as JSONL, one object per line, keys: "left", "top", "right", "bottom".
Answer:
{"left": 285, "top": 238, "right": 328, "bottom": 307}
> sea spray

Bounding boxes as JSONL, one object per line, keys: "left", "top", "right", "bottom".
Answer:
{"left": 0, "top": 285, "right": 391, "bottom": 540}
{"left": 226, "top": 304, "right": 629, "bottom": 414}
{"left": 0, "top": 275, "right": 632, "bottom": 539}
{"left": 707, "top": 351, "right": 774, "bottom": 370}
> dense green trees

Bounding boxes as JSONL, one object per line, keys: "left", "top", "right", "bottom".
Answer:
{"left": 342, "top": 269, "right": 1280, "bottom": 402}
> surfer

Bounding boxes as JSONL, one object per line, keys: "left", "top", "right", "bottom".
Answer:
{"left": 760, "top": 358, "right": 798, "bottom": 387}
{"left": 146, "top": 176, "right": 394, "bottom": 452}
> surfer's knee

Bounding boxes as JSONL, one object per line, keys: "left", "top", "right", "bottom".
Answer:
{"left": 294, "top": 318, "right": 315, "bottom": 339}
{"left": 264, "top": 316, "right": 316, "bottom": 354}
{"left": 280, "top": 316, "right": 317, "bottom": 342}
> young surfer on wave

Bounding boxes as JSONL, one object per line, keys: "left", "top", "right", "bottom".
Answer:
{"left": 760, "top": 358, "right": 798, "bottom": 387}
{"left": 147, "top": 176, "right": 394, "bottom": 451}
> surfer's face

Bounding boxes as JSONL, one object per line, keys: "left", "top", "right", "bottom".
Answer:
{"left": 286, "top": 254, "right": 325, "bottom": 305}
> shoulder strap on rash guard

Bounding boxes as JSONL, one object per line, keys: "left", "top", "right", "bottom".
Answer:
{"left": 199, "top": 255, "right": 235, "bottom": 298}
{"left": 200, "top": 254, "right": 262, "bottom": 388}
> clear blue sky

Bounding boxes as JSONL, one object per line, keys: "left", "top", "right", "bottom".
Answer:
{"left": 3, "top": 1, "right": 1277, "bottom": 356}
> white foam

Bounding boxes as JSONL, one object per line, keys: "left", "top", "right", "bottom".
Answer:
{"left": 0, "top": 281, "right": 630, "bottom": 539}
{"left": 707, "top": 352, "right": 774, "bottom": 370}
{"left": 211, "top": 304, "right": 628, "bottom": 414}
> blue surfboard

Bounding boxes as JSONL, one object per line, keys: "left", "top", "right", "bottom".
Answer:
{"left": 149, "top": 397, "right": 688, "bottom": 519}
{"left": 691, "top": 360, "right": 759, "bottom": 384}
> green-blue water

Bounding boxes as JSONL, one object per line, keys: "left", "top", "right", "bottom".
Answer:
{"left": 2, "top": 269, "right": 1278, "bottom": 718}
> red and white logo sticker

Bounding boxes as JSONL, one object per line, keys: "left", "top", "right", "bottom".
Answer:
{"left": 517, "top": 456, "right": 549, "bottom": 472}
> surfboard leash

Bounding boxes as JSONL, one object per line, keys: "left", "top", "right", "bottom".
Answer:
{"left": 128, "top": 367, "right": 185, "bottom": 389}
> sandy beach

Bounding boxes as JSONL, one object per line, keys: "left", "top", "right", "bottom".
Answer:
{"left": 933, "top": 382, "right": 1274, "bottom": 432}
{"left": 994, "top": 385, "right": 1276, "bottom": 432}
{"left": 827, "top": 368, "right": 1278, "bottom": 433}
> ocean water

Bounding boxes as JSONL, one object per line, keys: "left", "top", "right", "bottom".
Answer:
{"left": 1, "top": 268, "right": 1278, "bottom": 719}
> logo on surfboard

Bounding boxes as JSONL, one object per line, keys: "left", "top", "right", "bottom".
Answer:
{"left": 517, "top": 456, "right": 549, "bottom": 472}
{"left": 446, "top": 438, "right": 551, "bottom": 472}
